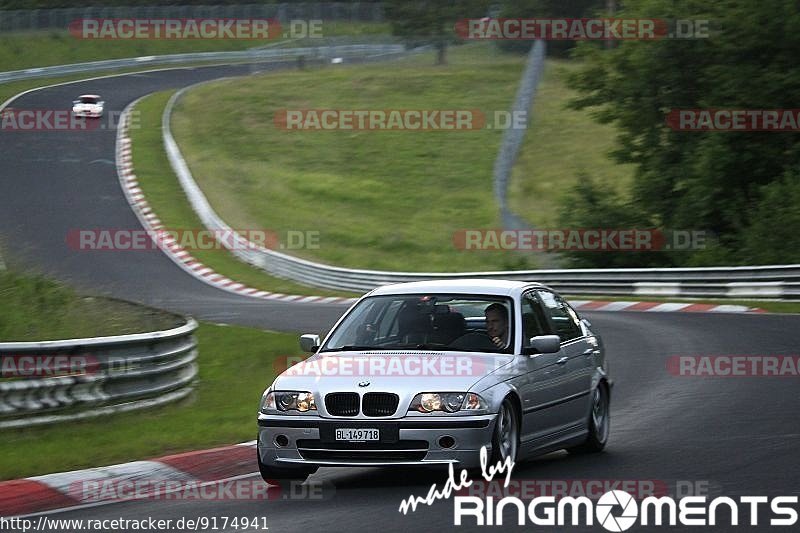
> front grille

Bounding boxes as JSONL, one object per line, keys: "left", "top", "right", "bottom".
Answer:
{"left": 325, "top": 392, "right": 359, "bottom": 416}
{"left": 324, "top": 392, "right": 399, "bottom": 416}
{"left": 362, "top": 392, "right": 399, "bottom": 417}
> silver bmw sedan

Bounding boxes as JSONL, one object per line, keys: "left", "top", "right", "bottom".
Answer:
{"left": 257, "top": 279, "right": 611, "bottom": 484}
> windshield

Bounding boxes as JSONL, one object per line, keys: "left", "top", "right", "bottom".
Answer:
{"left": 321, "top": 294, "right": 513, "bottom": 353}
{"left": 79, "top": 96, "right": 99, "bottom": 104}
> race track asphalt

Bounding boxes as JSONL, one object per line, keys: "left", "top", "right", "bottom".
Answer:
{"left": 0, "top": 63, "right": 347, "bottom": 333}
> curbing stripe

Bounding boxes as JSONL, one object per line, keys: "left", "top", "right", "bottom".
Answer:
{"left": 595, "top": 301, "right": 638, "bottom": 312}
{"left": 157, "top": 445, "right": 257, "bottom": 482}
{"left": 709, "top": 304, "right": 754, "bottom": 313}
{"left": 681, "top": 303, "right": 719, "bottom": 313}
{"left": 644, "top": 303, "right": 692, "bottom": 313}
{"left": 31, "top": 461, "right": 193, "bottom": 502}
{"left": 574, "top": 300, "right": 610, "bottom": 311}
{"left": 1, "top": 442, "right": 260, "bottom": 518}
{"left": 0, "top": 479, "right": 79, "bottom": 517}
{"left": 570, "top": 301, "right": 763, "bottom": 314}
{"left": 623, "top": 301, "right": 662, "bottom": 312}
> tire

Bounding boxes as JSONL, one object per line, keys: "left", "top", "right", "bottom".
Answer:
{"left": 490, "top": 397, "right": 520, "bottom": 465}
{"left": 569, "top": 382, "right": 610, "bottom": 454}
{"left": 257, "top": 449, "right": 316, "bottom": 489}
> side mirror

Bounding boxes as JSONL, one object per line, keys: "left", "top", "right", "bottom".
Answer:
{"left": 299, "top": 333, "right": 320, "bottom": 353}
{"left": 581, "top": 318, "right": 592, "bottom": 329}
{"left": 525, "top": 334, "right": 561, "bottom": 355}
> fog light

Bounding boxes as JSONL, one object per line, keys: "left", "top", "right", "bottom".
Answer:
{"left": 438, "top": 436, "right": 456, "bottom": 449}
{"left": 275, "top": 434, "right": 289, "bottom": 447}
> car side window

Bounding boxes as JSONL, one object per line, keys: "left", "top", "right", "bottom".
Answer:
{"left": 536, "top": 290, "right": 582, "bottom": 342}
{"left": 521, "top": 293, "right": 550, "bottom": 346}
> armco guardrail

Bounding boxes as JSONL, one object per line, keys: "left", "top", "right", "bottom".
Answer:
{"left": 0, "top": 318, "right": 198, "bottom": 429}
{"left": 160, "top": 78, "right": 800, "bottom": 299}
{"left": 0, "top": 43, "right": 405, "bottom": 84}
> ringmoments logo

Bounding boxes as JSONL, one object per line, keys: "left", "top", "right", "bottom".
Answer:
{"left": 452, "top": 491, "right": 799, "bottom": 528}
{"left": 453, "top": 490, "right": 798, "bottom": 532}
{"left": 397, "top": 448, "right": 798, "bottom": 529}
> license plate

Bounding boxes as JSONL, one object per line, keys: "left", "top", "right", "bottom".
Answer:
{"left": 335, "top": 428, "right": 379, "bottom": 441}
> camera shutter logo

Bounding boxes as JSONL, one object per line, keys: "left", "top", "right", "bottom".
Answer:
{"left": 596, "top": 490, "right": 638, "bottom": 532}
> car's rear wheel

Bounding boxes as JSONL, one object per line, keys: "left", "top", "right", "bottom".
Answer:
{"left": 257, "top": 449, "right": 317, "bottom": 490}
{"left": 490, "top": 397, "right": 519, "bottom": 465}
{"left": 568, "top": 382, "right": 610, "bottom": 454}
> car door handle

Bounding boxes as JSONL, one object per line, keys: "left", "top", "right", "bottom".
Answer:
{"left": 556, "top": 356, "right": 569, "bottom": 365}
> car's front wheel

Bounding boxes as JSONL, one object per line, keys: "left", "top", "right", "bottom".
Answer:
{"left": 568, "top": 382, "right": 610, "bottom": 454}
{"left": 257, "top": 449, "right": 317, "bottom": 489}
{"left": 490, "top": 397, "right": 519, "bottom": 465}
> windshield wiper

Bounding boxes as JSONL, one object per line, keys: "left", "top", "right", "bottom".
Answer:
{"left": 320, "top": 345, "right": 380, "bottom": 352}
{"left": 383, "top": 343, "right": 449, "bottom": 351}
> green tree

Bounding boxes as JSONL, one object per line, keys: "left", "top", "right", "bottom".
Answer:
{"left": 556, "top": 175, "right": 668, "bottom": 268}
{"left": 496, "top": 0, "right": 606, "bottom": 56}
{"left": 741, "top": 173, "right": 800, "bottom": 264}
{"left": 384, "top": 0, "right": 491, "bottom": 64}
{"left": 569, "top": 0, "right": 800, "bottom": 265}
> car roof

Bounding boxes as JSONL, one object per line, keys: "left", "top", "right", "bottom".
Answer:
{"left": 367, "top": 278, "right": 546, "bottom": 297}
{"left": 77, "top": 94, "right": 101, "bottom": 99}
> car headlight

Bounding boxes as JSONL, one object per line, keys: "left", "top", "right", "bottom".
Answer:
{"left": 260, "top": 390, "right": 316, "bottom": 413}
{"left": 409, "top": 392, "right": 487, "bottom": 413}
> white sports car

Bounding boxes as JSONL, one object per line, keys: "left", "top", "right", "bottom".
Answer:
{"left": 72, "top": 94, "right": 104, "bottom": 118}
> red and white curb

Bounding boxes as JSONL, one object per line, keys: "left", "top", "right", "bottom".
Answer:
{"left": 0, "top": 442, "right": 259, "bottom": 517}
{"left": 115, "top": 102, "right": 355, "bottom": 306}
{"left": 570, "top": 300, "right": 764, "bottom": 313}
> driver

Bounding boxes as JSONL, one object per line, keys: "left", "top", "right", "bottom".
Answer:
{"left": 484, "top": 303, "right": 509, "bottom": 348}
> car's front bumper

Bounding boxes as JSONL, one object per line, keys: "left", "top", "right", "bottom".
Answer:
{"left": 257, "top": 413, "right": 497, "bottom": 469}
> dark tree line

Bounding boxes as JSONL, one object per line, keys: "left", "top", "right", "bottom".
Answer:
{"left": 561, "top": 0, "right": 800, "bottom": 266}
